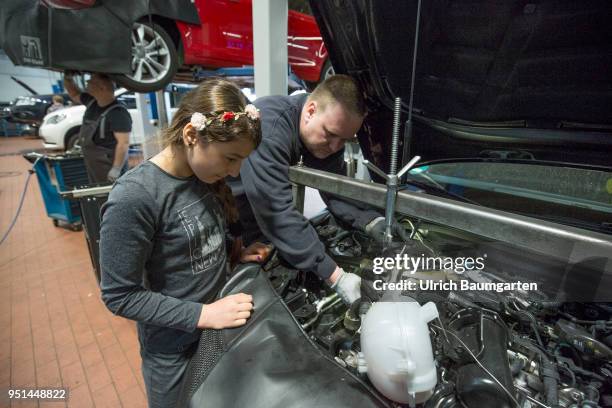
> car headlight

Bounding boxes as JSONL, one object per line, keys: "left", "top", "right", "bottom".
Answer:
{"left": 45, "top": 113, "right": 67, "bottom": 125}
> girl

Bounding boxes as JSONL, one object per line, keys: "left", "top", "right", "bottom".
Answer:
{"left": 99, "top": 79, "right": 267, "bottom": 408}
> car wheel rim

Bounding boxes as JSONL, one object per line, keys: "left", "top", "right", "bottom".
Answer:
{"left": 128, "top": 23, "right": 171, "bottom": 84}
{"left": 324, "top": 64, "right": 335, "bottom": 80}
{"left": 71, "top": 139, "right": 82, "bottom": 152}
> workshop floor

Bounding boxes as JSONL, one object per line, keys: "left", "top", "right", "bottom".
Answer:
{"left": 0, "top": 137, "right": 147, "bottom": 407}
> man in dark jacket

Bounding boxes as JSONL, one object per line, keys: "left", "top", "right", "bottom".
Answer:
{"left": 64, "top": 73, "right": 131, "bottom": 183}
{"left": 230, "top": 75, "right": 400, "bottom": 304}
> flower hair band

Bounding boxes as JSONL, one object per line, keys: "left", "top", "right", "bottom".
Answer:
{"left": 191, "top": 104, "right": 260, "bottom": 131}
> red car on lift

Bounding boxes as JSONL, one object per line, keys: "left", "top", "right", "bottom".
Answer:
{"left": 0, "top": 0, "right": 332, "bottom": 92}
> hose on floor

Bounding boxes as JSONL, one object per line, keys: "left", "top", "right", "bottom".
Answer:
{"left": 0, "top": 157, "right": 41, "bottom": 246}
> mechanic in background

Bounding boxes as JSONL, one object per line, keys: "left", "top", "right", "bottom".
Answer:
{"left": 47, "top": 94, "right": 65, "bottom": 113}
{"left": 64, "top": 72, "right": 131, "bottom": 183}
{"left": 229, "top": 75, "right": 408, "bottom": 305}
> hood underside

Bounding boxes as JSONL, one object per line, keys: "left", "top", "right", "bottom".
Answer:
{"left": 311, "top": 0, "right": 612, "bottom": 168}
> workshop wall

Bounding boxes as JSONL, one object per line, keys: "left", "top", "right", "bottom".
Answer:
{"left": 0, "top": 50, "right": 62, "bottom": 103}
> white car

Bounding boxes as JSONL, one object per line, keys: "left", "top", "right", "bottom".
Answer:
{"left": 40, "top": 89, "right": 145, "bottom": 150}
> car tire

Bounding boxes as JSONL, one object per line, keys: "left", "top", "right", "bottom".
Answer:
{"left": 65, "top": 127, "right": 81, "bottom": 151}
{"left": 320, "top": 59, "right": 335, "bottom": 83}
{"left": 306, "top": 59, "right": 335, "bottom": 91}
{"left": 112, "top": 22, "right": 178, "bottom": 93}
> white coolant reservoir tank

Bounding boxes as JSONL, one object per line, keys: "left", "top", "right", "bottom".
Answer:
{"left": 358, "top": 300, "right": 439, "bottom": 406}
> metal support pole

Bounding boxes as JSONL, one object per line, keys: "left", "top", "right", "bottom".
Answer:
{"left": 135, "top": 92, "right": 159, "bottom": 159}
{"left": 363, "top": 97, "right": 412, "bottom": 247}
{"left": 364, "top": 155, "right": 420, "bottom": 248}
{"left": 292, "top": 156, "right": 306, "bottom": 213}
{"left": 252, "top": 0, "right": 288, "bottom": 97}
{"left": 155, "top": 90, "right": 168, "bottom": 129}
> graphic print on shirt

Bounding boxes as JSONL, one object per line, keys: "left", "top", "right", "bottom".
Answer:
{"left": 178, "top": 194, "right": 225, "bottom": 275}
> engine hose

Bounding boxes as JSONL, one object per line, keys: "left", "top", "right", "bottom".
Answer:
{"left": 541, "top": 302, "right": 563, "bottom": 310}
{"left": 510, "top": 335, "right": 561, "bottom": 405}
{"left": 447, "top": 292, "right": 479, "bottom": 310}
{"left": 560, "top": 312, "right": 612, "bottom": 328}
{"left": 541, "top": 357, "right": 559, "bottom": 407}
{"left": 581, "top": 384, "right": 600, "bottom": 408}
{"left": 424, "top": 382, "right": 459, "bottom": 408}
{"left": 0, "top": 158, "right": 40, "bottom": 246}
{"left": 557, "top": 364, "right": 576, "bottom": 387}
{"left": 505, "top": 306, "right": 546, "bottom": 349}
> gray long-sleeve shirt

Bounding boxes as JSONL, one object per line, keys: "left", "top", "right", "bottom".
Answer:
{"left": 99, "top": 161, "right": 227, "bottom": 353}
{"left": 229, "top": 94, "right": 380, "bottom": 280}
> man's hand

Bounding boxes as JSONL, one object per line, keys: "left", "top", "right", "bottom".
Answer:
{"left": 365, "top": 216, "right": 410, "bottom": 243}
{"left": 240, "top": 242, "right": 272, "bottom": 263}
{"left": 63, "top": 71, "right": 82, "bottom": 104}
{"left": 327, "top": 267, "right": 361, "bottom": 304}
{"left": 107, "top": 166, "right": 122, "bottom": 182}
{"left": 197, "top": 293, "right": 254, "bottom": 329}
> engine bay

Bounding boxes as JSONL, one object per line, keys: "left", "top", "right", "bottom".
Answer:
{"left": 263, "top": 212, "right": 612, "bottom": 408}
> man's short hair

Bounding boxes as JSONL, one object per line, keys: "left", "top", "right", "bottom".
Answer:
{"left": 309, "top": 74, "right": 366, "bottom": 117}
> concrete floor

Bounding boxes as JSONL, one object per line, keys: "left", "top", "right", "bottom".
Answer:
{"left": 0, "top": 136, "right": 147, "bottom": 407}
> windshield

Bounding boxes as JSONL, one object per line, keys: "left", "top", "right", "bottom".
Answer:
{"left": 407, "top": 161, "right": 612, "bottom": 233}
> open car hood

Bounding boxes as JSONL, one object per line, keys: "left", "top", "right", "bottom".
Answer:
{"left": 310, "top": 1, "right": 612, "bottom": 169}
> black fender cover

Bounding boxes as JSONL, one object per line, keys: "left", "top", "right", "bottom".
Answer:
{"left": 0, "top": 0, "right": 199, "bottom": 73}
{"left": 177, "top": 264, "right": 389, "bottom": 408}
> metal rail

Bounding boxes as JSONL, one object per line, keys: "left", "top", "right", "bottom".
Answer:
{"left": 288, "top": 166, "right": 612, "bottom": 264}
{"left": 60, "top": 185, "right": 113, "bottom": 199}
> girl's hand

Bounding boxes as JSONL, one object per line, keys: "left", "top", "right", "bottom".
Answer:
{"left": 240, "top": 242, "right": 272, "bottom": 263}
{"left": 197, "top": 293, "right": 253, "bottom": 329}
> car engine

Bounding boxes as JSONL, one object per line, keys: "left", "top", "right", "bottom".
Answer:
{"left": 263, "top": 212, "right": 612, "bottom": 408}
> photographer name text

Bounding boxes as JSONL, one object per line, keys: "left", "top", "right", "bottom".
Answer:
{"left": 373, "top": 279, "right": 538, "bottom": 293}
